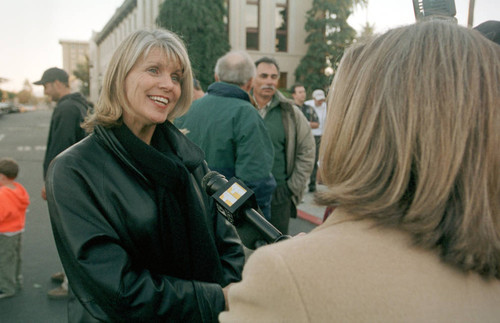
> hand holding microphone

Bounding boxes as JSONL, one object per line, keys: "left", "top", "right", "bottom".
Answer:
{"left": 202, "top": 171, "right": 290, "bottom": 249}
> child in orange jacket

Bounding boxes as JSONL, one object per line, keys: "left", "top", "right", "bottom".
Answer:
{"left": 0, "top": 158, "right": 30, "bottom": 299}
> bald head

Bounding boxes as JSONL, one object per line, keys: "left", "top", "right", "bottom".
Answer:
{"left": 214, "top": 50, "right": 256, "bottom": 86}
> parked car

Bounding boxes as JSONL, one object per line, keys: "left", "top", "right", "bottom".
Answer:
{"left": 9, "top": 104, "right": 20, "bottom": 113}
{"left": 0, "top": 102, "right": 20, "bottom": 114}
{"left": 0, "top": 102, "right": 11, "bottom": 115}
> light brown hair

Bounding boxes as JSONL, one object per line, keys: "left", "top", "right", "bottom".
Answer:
{"left": 317, "top": 21, "right": 500, "bottom": 278}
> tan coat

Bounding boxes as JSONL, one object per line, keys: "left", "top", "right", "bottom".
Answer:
{"left": 220, "top": 209, "right": 500, "bottom": 322}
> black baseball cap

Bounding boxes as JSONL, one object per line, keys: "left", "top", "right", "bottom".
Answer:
{"left": 33, "top": 67, "right": 69, "bottom": 85}
{"left": 474, "top": 20, "right": 500, "bottom": 46}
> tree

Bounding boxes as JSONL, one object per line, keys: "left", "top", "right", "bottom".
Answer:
{"left": 0, "top": 78, "right": 17, "bottom": 102}
{"left": 17, "top": 79, "right": 36, "bottom": 104}
{"left": 74, "top": 55, "right": 90, "bottom": 97}
{"left": 357, "top": 22, "right": 375, "bottom": 43}
{"left": 295, "top": 0, "right": 366, "bottom": 94}
{"left": 157, "top": 0, "right": 230, "bottom": 90}
{"left": 0, "top": 78, "right": 6, "bottom": 101}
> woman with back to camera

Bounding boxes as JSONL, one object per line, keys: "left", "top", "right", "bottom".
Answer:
{"left": 45, "top": 29, "right": 245, "bottom": 322}
{"left": 220, "top": 20, "right": 500, "bottom": 322}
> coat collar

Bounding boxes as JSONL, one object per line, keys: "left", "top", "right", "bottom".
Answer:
{"left": 206, "top": 82, "right": 251, "bottom": 102}
{"left": 312, "top": 207, "right": 364, "bottom": 234}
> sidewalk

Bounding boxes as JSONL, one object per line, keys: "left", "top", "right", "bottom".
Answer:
{"left": 296, "top": 184, "right": 327, "bottom": 226}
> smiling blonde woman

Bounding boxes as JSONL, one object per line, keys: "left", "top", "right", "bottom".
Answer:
{"left": 45, "top": 29, "right": 245, "bottom": 322}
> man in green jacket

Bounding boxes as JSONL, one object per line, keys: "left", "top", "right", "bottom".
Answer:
{"left": 175, "top": 51, "right": 276, "bottom": 220}
{"left": 252, "top": 57, "right": 315, "bottom": 235}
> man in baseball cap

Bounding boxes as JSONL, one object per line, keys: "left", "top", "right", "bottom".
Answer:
{"left": 33, "top": 66, "right": 90, "bottom": 300}
{"left": 33, "top": 67, "right": 69, "bottom": 86}
{"left": 305, "top": 89, "right": 327, "bottom": 192}
{"left": 312, "top": 89, "right": 326, "bottom": 101}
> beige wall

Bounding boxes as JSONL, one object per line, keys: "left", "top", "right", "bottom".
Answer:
{"left": 89, "top": 0, "right": 312, "bottom": 103}
{"left": 59, "top": 40, "right": 89, "bottom": 92}
{"left": 89, "top": 0, "right": 163, "bottom": 103}
{"left": 229, "top": 0, "right": 312, "bottom": 90}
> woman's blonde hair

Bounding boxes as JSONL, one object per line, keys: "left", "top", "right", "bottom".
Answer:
{"left": 317, "top": 21, "right": 500, "bottom": 278}
{"left": 83, "top": 29, "right": 193, "bottom": 131}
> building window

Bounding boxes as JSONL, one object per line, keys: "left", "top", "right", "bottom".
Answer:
{"left": 275, "top": 0, "right": 288, "bottom": 52}
{"left": 278, "top": 72, "right": 287, "bottom": 89}
{"left": 246, "top": 0, "right": 259, "bottom": 50}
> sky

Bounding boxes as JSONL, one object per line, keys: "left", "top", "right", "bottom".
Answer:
{"left": 0, "top": 0, "right": 498, "bottom": 97}
{"left": 0, "top": 0, "right": 123, "bottom": 96}
{"left": 347, "top": 0, "right": 499, "bottom": 34}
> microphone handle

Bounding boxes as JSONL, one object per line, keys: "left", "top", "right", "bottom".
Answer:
{"left": 243, "top": 208, "right": 290, "bottom": 243}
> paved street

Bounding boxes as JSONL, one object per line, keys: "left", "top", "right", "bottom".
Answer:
{"left": 0, "top": 109, "right": 66, "bottom": 322}
{"left": 0, "top": 108, "right": 321, "bottom": 322}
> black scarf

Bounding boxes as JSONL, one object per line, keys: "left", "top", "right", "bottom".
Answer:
{"left": 112, "top": 122, "right": 224, "bottom": 284}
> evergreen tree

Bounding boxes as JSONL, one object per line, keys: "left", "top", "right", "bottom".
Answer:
{"left": 74, "top": 55, "right": 90, "bottom": 97}
{"left": 358, "top": 22, "right": 376, "bottom": 42}
{"left": 157, "top": 0, "right": 230, "bottom": 90}
{"left": 295, "top": 0, "right": 365, "bottom": 94}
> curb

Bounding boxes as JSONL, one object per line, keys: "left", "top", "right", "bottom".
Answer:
{"left": 297, "top": 209, "right": 323, "bottom": 225}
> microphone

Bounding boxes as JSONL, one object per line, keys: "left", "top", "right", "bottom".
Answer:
{"left": 202, "top": 171, "right": 290, "bottom": 249}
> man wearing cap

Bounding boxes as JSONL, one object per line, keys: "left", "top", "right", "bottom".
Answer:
{"left": 34, "top": 67, "right": 90, "bottom": 299}
{"left": 304, "top": 89, "right": 327, "bottom": 192}
{"left": 251, "top": 56, "right": 314, "bottom": 235}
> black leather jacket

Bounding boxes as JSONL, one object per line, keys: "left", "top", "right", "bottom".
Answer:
{"left": 46, "top": 124, "right": 245, "bottom": 322}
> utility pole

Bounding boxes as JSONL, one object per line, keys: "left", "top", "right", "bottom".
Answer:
{"left": 467, "top": 0, "right": 475, "bottom": 27}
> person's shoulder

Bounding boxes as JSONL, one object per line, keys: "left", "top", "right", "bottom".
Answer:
{"left": 250, "top": 214, "right": 385, "bottom": 269}
{"left": 208, "top": 91, "right": 252, "bottom": 105}
{"left": 183, "top": 97, "right": 205, "bottom": 114}
{"left": 241, "top": 231, "right": 329, "bottom": 283}
{"left": 58, "top": 93, "right": 88, "bottom": 108}
{"left": 235, "top": 98, "right": 259, "bottom": 113}
{"left": 303, "top": 102, "right": 314, "bottom": 109}
{"left": 56, "top": 98, "right": 84, "bottom": 114}
{"left": 54, "top": 134, "right": 96, "bottom": 161}
{"left": 13, "top": 181, "right": 27, "bottom": 191}
{"left": 276, "top": 91, "right": 294, "bottom": 105}
{"left": 49, "top": 135, "right": 105, "bottom": 179}
{"left": 203, "top": 94, "right": 257, "bottom": 115}
{"left": 290, "top": 103, "right": 310, "bottom": 123}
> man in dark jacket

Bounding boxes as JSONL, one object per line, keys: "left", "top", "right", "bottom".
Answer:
{"left": 176, "top": 51, "right": 276, "bottom": 220}
{"left": 34, "top": 67, "right": 90, "bottom": 299}
{"left": 291, "top": 83, "right": 319, "bottom": 131}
